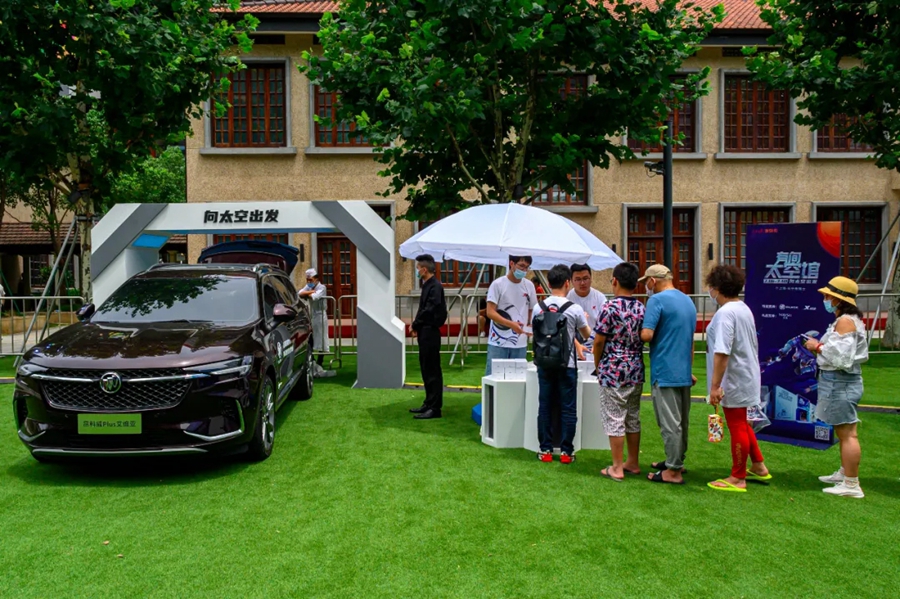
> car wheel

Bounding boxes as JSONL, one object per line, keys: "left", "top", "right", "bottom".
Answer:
{"left": 247, "top": 376, "right": 276, "bottom": 462}
{"left": 292, "top": 345, "right": 314, "bottom": 401}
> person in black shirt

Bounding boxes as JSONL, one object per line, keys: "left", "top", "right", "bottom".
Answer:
{"left": 410, "top": 254, "right": 447, "bottom": 419}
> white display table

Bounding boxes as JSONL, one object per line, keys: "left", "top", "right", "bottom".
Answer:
{"left": 482, "top": 363, "right": 610, "bottom": 453}
{"left": 480, "top": 375, "right": 526, "bottom": 449}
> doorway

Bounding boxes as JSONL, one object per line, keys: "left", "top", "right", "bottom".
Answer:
{"left": 318, "top": 235, "right": 357, "bottom": 318}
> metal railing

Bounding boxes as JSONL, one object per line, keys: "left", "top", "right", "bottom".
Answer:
{"left": 0, "top": 295, "right": 86, "bottom": 357}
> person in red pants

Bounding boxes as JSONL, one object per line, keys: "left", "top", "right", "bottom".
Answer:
{"left": 704, "top": 265, "right": 771, "bottom": 492}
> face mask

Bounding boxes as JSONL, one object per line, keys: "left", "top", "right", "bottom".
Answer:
{"left": 708, "top": 289, "right": 718, "bottom": 302}
{"left": 823, "top": 298, "right": 837, "bottom": 314}
{"left": 513, "top": 269, "right": 527, "bottom": 281}
{"left": 415, "top": 270, "right": 422, "bottom": 279}
{"left": 306, "top": 283, "right": 315, "bottom": 290}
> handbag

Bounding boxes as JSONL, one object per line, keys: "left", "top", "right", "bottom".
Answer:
{"left": 707, "top": 404, "right": 724, "bottom": 443}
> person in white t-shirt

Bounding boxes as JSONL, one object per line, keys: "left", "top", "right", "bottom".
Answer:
{"left": 485, "top": 255, "right": 538, "bottom": 376}
{"left": 567, "top": 263, "right": 607, "bottom": 359}
{"left": 531, "top": 264, "right": 591, "bottom": 464}
{"left": 704, "top": 264, "right": 770, "bottom": 493}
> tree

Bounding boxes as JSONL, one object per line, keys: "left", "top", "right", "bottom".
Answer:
{"left": 746, "top": 1, "right": 900, "bottom": 346}
{"left": 107, "top": 146, "right": 187, "bottom": 206}
{"left": 0, "top": 0, "right": 257, "bottom": 300}
{"left": 302, "top": 0, "right": 722, "bottom": 221}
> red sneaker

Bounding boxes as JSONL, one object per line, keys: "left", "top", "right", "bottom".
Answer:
{"left": 560, "top": 452, "right": 575, "bottom": 465}
{"left": 537, "top": 451, "right": 553, "bottom": 463}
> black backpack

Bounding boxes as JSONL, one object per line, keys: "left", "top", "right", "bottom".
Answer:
{"left": 532, "top": 300, "right": 574, "bottom": 370}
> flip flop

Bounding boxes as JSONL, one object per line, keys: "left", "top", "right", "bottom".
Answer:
{"left": 746, "top": 471, "right": 773, "bottom": 484}
{"left": 623, "top": 467, "right": 641, "bottom": 476}
{"left": 600, "top": 466, "right": 624, "bottom": 482}
{"left": 707, "top": 479, "right": 747, "bottom": 493}
{"left": 651, "top": 461, "right": 688, "bottom": 474}
{"left": 647, "top": 471, "right": 685, "bottom": 485}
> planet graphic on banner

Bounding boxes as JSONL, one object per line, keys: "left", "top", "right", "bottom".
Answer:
{"left": 817, "top": 222, "right": 842, "bottom": 258}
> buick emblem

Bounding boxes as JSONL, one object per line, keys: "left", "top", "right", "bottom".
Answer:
{"left": 99, "top": 372, "right": 123, "bottom": 394}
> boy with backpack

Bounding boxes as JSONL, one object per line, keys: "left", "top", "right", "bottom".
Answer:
{"left": 531, "top": 264, "right": 591, "bottom": 464}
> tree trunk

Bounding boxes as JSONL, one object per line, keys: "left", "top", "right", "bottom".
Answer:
{"left": 881, "top": 255, "right": 900, "bottom": 349}
{"left": 79, "top": 218, "right": 92, "bottom": 302}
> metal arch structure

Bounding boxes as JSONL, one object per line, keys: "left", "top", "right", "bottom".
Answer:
{"left": 90, "top": 201, "right": 405, "bottom": 389}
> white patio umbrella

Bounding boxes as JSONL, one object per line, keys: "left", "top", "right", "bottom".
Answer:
{"left": 399, "top": 203, "right": 622, "bottom": 271}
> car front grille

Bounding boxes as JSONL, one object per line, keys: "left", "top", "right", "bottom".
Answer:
{"left": 42, "top": 370, "right": 192, "bottom": 412}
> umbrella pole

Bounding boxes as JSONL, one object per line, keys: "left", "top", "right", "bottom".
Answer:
{"left": 449, "top": 263, "right": 486, "bottom": 366}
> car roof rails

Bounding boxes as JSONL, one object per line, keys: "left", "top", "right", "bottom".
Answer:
{"left": 147, "top": 263, "right": 278, "bottom": 274}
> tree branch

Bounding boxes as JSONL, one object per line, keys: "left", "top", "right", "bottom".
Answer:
{"left": 446, "top": 125, "right": 491, "bottom": 203}
{"left": 521, "top": 183, "right": 554, "bottom": 206}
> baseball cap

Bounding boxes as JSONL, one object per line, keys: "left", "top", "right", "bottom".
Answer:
{"left": 637, "top": 264, "right": 673, "bottom": 283}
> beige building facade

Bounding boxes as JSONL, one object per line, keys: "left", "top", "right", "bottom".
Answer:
{"left": 186, "top": 3, "right": 899, "bottom": 307}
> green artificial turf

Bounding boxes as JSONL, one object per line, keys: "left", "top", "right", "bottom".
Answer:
{"left": 0, "top": 356, "right": 16, "bottom": 378}
{"left": 2, "top": 379, "right": 898, "bottom": 598}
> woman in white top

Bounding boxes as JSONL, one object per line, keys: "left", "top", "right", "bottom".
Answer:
{"left": 704, "top": 265, "right": 770, "bottom": 493}
{"left": 804, "top": 276, "right": 869, "bottom": 499}
{"left": 298, "top": 268, "right": 330, "bottom": 370}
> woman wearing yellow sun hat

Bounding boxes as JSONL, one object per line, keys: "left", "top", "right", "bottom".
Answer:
{"left": 803, "top": 276, "right": 869, "bottom": 498}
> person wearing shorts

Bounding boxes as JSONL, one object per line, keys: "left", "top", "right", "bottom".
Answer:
{"left": 593, "top": 262, "right": 645, "bottom": 481}
{"left": 804, "top": 276, "right": 869, "bottom": 499}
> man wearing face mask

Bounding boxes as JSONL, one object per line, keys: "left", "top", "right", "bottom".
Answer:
{"left": 298, "top": 268, "right": 330, "bottom": 373}
{"left": 639, "top": 264, "right": 697, "bottom": 485}
{"left": 485, "top": 255, "right": 538, "bottom": 376}
{"left": 410, "top": 254, "right": 448, "bottom": 419}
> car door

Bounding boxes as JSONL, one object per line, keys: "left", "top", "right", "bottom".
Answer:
{"left": 273, "top": 275, "right": 309, "bottom": 380}
{"left": 261, "top": 277, "right": 292, "bottom": 396}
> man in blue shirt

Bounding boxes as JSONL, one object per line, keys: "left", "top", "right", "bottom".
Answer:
{"left": 639, "top": 264, "right": 697, "bottom": 485}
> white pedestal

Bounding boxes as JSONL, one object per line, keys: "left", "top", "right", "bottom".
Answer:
{"left": 579, "top": 376, "right": 611, "bottom": 450}
{"left": 480, "top": 376, "right": 526, "bottom": 449}
{"left": 524, "top": 367, "right": 583, "bottom": 454}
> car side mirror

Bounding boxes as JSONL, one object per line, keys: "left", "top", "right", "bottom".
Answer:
{"left": 76, "top": 304, "right": 95, "bottom": 322}
{"left": 273, "top": 303, "right": 297, "bottom": 323}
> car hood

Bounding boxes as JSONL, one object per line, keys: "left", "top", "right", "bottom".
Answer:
{"left": 24, "top": 321, "right": 260, "bottom": 370}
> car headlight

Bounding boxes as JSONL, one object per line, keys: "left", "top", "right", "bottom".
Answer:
{"left": 185, "top": 356, "right": 253, "bottom": 377}
{"left": 17, "top": 363, "right": 48, "bottom": 378}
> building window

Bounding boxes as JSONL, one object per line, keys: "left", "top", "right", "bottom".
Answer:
{"left": 723, "top": 208, "right": 790, "bottom": 270}
{"left": 816, "top": 114, "right": 873, "bottom": 153}
{"left": 212, "top": 64, "right": 286, "bottom": 148}
{"left": 314, "top": 86, "right": 372, "bottom": 147}
{"left": 532, "top": 75, "right": 589, "bottom": 206}
{"left": 418, "top": 220, "right": 490, "bottom": 288}
{"left": 628, "top": 77, "right": 697, "bottom": 153}
{"left": 627, "top": 208, "right": 695, "bottom": 294}
{"left": 723, "top": 76, "right": 790, "bottom": 152}
{"left": 817, "top": 206, "right": 883, "bottom": 283}
{"left": 213, "top": 234, "right": 289, "bottom": 244}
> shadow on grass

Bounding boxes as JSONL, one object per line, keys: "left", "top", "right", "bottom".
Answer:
{"left": 366, "top": 399, "right": 482, "bottom": 444}
{"left": 5, "top": 399, "right": 306, "bottom": 488}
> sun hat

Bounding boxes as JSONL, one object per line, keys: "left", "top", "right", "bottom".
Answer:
{"left": 818, "top": 276, "right": 858, "bottom": 307}
{"left": 637, "top": 264, "right": 673, "bottom": 284}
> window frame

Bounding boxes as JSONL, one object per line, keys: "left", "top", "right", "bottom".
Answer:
{"left": 201, "top": 57, "right": 296, "bottom": 155}
{"left": 715, "top": 69, "right": 800, "bottom": 160}
{"left": 810, "top": 115, "right": 875, "bottom": 160}
{"left": 529, "top": 73, "right": 595, "bottom": 211}
{"left": 306, "top": 83, "right": 379, "bottom": 155}
{"left": 623, "top": 70, "right": 707, "bottom": 160}
{"left": 718, "top": 203, "right": 795, "bottom": 269}
{"left": 812, "top": 202, "right": 888, "bottom": 286}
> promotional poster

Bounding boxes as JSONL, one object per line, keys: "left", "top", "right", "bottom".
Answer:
{"left": 743, "top": 222, "right": 842, "bottom": 448}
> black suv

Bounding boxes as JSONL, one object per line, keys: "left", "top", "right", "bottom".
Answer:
{"left": 14, "top": 263, "right": 313, "bottom": 462}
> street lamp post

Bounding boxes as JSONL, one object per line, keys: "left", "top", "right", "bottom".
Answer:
{"left": 643, "top": 118, "right": 675, "bottom": 269}
{"left": 662, "top": 118, "right": 673, "bottom": 269}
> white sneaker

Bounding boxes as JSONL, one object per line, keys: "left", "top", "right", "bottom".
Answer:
{"left": 822, "top": 482, "right": 865, "bottom": 499}
{"left": 818, "top": 469, "right": 844, "bottom": 484}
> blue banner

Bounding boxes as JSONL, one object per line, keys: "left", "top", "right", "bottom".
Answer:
{"left": 743, "top": 222, "right": 842, "bottom": 447}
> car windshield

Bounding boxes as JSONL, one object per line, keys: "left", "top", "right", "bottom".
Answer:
{"left": 92, "top": 276, "right": 259, "bottom": 324}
